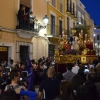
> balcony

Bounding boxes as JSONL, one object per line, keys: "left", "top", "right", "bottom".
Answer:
{"left": 60, "top": 3, "right": 63, "bottom": 13}
{"left": 70, "top": 8, "right": 73, "bottom": 15}
{"left": 73, "top": 11, "right": 77, "bottom": 20}
{"left": 16, "top": 13, "right": 39, "bottom": 32}
{"left": 77, "top": 17, "right": 86, "bottom": 25}
{"left": 47, "top": 24, "right": 67, "bottom": 40}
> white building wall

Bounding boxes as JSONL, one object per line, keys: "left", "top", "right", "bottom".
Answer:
{"left": 94, "top": 29, "right": 100, "bottom": 55}
{"left": 32, "top": 37, "right": 48, "bottom": 60}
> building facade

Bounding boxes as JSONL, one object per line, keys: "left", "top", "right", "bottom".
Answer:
{"left": 66, "top": 0, "right": 77, "bottom": 30}
{"left": 76, "top": 0, "right": 85, "bottom": 25}
{"left": 46, "top": 0, "right": 77, "bottom": 57}
{"left": 85, "top": 11, "right": 94, "bottom": 39}
{"left": 94, "top": 28, "right": 100, "bottom": 55}
{"left": 0, "top": 0, "right": 48, "bottom": 62}
{"left": 47, "top": 0, "right": 66, "bottom": 57}
{"left": 89, "top": 19, "right": 94, "bottom": 41}
{"left": 0, "top": 0, "right": 95, "bottom": 62}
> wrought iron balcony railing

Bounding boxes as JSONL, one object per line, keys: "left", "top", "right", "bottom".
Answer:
{"left": 77, "top": 17, "right": 86, "bottom": 25}
{"left": 47, "top": 24, "right": 68, "bottom": 37}
{"left": 73, "top": 11, "right": 77, "bottom": 18}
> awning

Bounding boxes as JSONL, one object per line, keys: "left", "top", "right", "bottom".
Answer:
{"left": 20, "top": 0, "right": 31, "bottom": 8}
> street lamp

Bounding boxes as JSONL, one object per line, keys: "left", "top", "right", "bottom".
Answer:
{"left": 43, "top": 15, "right": 49, "bottom": 26}
{"left": 38, "top": 15, "right": 49, "bottom": 30}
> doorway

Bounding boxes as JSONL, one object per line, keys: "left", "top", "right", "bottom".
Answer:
{"left": 0, "top": 47, "right": 8, "bottom": 62}
{"left": 48, "top": 44, "right": 55, "bottom": 57}
{"left": 20, "top": 45, "right": 29, "bottom": 62}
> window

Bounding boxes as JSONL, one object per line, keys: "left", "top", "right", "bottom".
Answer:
{"left": 78, "top": 11, "right": 81, "bottom": 24}
{"left": 67, "top": 0, "right": 70, "bottom": 11}
{"left": 73, "top": 3, "right": 75, "bottom": 15}
{"left": 82, "top": 15, "right": 84, "bottom": 24}
{"left": 60, "top": 0, "right": 63, "bottom": 13}
{"left": 67, "top": 17, "right": 70, "bottom": 35}
{"left": 97, "top": 35, "right": 99, "bottom": 40}
{"left": 51, "top": 15, "right": 55, "bottom": 35}
{"left": 59, "top": 20, "right": 62, "bottom": 36}
{"left": 67, "top": 17, "right": 69, "bottom": 30}
{"left": 70, "top": 0, "right": 72, "bottom": 13}
{"left": 48, "top": 44, "right": 55, "bottom": 57}
{"left": 52, "top": 0, "right": 56, "bottom": 7}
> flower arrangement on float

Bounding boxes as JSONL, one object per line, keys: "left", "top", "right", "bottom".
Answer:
{"left": 57, "top": 27, "right": 96, "bottom": 55}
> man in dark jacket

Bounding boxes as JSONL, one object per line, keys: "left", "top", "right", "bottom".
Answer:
{"left": 37, "top": 67, "right": 61, "bottom": 100}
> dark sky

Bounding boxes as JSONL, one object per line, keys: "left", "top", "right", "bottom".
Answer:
{"left": 80, "top": 0, "right": 100, "bottom": 25}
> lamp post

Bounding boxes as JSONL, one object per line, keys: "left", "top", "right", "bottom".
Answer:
{"left": 38, "top": 15, "right": 49, "bottom": 30}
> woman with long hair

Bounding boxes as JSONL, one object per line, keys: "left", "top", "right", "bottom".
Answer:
{"left": 55, "top": 81, "right": 75, "bottom": 100}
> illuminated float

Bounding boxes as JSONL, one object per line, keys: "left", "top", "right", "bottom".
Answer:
{"left": 55, "top": 27, "right": 97, "bottom": 65}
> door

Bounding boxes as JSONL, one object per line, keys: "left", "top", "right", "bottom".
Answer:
{"left": 0, "top": 47, "right": 8, "bottom": 62}
{"left": 48, "top": 44, "right": 55, "bottom": 57}
{"left": 20, "top": 45, "right": 29, "bottom": 62}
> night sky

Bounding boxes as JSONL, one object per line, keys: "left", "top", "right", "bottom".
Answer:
{"left": 80, "top": 0, "right": 100, "bottom": 26}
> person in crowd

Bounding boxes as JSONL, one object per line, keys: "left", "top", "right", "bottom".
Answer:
{"left": 71, "top": 74, "right": 84, "bottom": 94}
{"left": 42, "top": 62, "right": 48, "bottom": 80}
{"left": 45, "top": 57, "right": 51, "bottom": 68}
{"left": 71, "top": 63, "right": 80, "bottom": 74}
{"left": 88, "top": 60, "right": 94, "bottom": 68}
{"left": 5, "top": 68, "right": 27, "bottom": 91}
{"left": 86, "top": 73, "right": 97, "bottom": 83}
{"left": 84, "top": 81, "right": 99, "bottom": 100}
{"left": 76, "top": 85, "right": 93, "bottom": 100}
{"left": 19, "top": 63, "right": 25, "bottom": 72}
{"left": 96, "top": 56, "right": 100, "bottom": 73}
{"left": 0, "top": 65, "right": 3, "bottom": 77}
{"left": 31, "top": 59, "right": 39, "bottom": 86}
{"left": 16, "top": 61, "right": 20, "bottom": 68}
{"left": 30, "top": 11, "right": 36, "bottom": 29}
{"left": 93, "top": 57, "right": 99, "bottom": 66}
{"left": 63, "top": 63, "right": 76, "bottom": 82}
{"left": 55, "top": 81, "right": 76, "bottom": 100}
{"left": 77, "top": 64, "right": 86, "bottom": 81}
{"left": 22, "top": 6, "right": 29, "bottom": 28}
{"left": 36, "top": 67, "right": 61, "bottom": 100}
{"left": 56, "top": 72, "right": 64, "bottom": 81}
{"left": 8, "top": 59, "right": 16, "bottom": 69}
{"left": 4, "top": 68, "right": 28, "bottom": 99}
{"left": 17, "top": 6, "right": 25, "bottom": 28}
{"left": 1, "top": 87, "right": 37, "bottom": 100}
{"left": 95, "top": 73, "right": 100, "bottom": 95}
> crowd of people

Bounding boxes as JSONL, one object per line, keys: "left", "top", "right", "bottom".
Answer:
{"left": 0, "top": 56, "right": 100, "bottom": 100}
